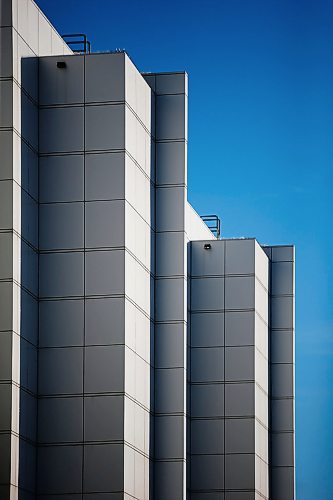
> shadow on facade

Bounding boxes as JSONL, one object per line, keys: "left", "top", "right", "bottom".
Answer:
{"left": 19, "top": 55, "right": 39, "bottom": 498}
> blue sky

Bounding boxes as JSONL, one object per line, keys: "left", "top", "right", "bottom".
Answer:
{"left": 36, "top": 0, "right": 333, "bottom": 497}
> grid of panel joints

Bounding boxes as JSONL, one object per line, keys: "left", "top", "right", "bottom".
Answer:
{"left": 265, "top": 245, "right": 295, "bottom": 500}
{"left": 189, "top": 239, "right": 269, "bottom": 499}
{"left": 143, "top": 71, "right": 188, "bottom": 499}
{"left": 37, "top": 52, "right": 153, "bottom": 498}
{"left": 0, "top": 4, "right": 46, "bottom": 496}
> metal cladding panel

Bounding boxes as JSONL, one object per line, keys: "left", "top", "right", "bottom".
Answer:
{"left": 266, "top": 245, "right": 296, "bottom": 500}
{"left": 146, "top": 71, "right": 188, "bottom": 500}
{"left": 0, "top": 0, "right": 72, "bottom": 497}
{"left": 189, "top": 239, "right": 270, "bottom": 499}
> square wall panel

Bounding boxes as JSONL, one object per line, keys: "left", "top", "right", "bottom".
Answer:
{"left": 0, "top": 282, "right": 13, "bottom": 331}
{"left": 84, "top": 395, "right": 124, "bottom": 442}
{"left": 191, "top": 454, "right": 224, "bottom": 491}
{"left": 271, "top": 432, "right": 294, "bottom": 466}
{"left": 155, "top": 323, "right": 185, "bottom": 369}
{"left": 271, "top": 245, "right": 294, "bottom": 262}
{"left": 225, "top": 418, "right": 255, "bottom": 454}
{"left": 191, "top": 419, "right": 224, "bottom": 455}
{"left": 85, "top": 250, "right": 124, "bottom": 296}
{"left": 0, "top": 80, "right": 13, "bottom": 128}
{"left": 39, "top": 202, "right": 84, "bottom": 251}
{"left": 270, "top": 331, "right": 294, "bottom": 364}
{"left": 0, "top": 180, "right": 13, "bottom": 229}
{"left": 39, "top": 107, "right": 84, "bottom": 154}
{"left": 0, "top": 130, "right": 13, "bottom": 180}
{"left": 154, "top": 368, "right": 185, "bottom": 413}
{"left": 154, "top": 461, "right": 183, "bottom": 500}
{"left": 225, "top": 239, "right": 255, "bottom": 275}
{"left": 38, "top": 397, "right": 83, "bottom": 443}
{"left": 85, "top": 104, "right": 125, "bottom": 152}
{"left": 225, "top": 453, "right": 255, "bottom": 490}
{"left": 85, "top": 52, "right": 125, "bottom": 103}
{"left": 0, "top": 333, "right": 12, "bottom": 380}
{"left": 155, "top": 415, "right": 184, "bottom": 459}
{"left": 191, "top": 240, "right": 224, "bottom": 277}
{"left": 270, "top": 296, "right": 294, "bottom": 330}
{"left": 271, "top": 363, "right": 294, "bottom": 398}
{"left": 84, "top": 345, "right": 124, "bottom": 394}
{"left": 38, "top": 347, "right": 83, "bottom": 396}
{"left": 191, "top": 277, "right": 224, "bottom": 312}
{"left": 85, "top": 152, "right": 125, "bottom": 201}
{"left": 39, "top": 55, "right": 84, "bottom": 105}
{"left": 271, "top": 261, "right": 294, "bottom": 295}
{"left": 39, "top": 299, "right": 84, "bottom": 347}
{"left": 85, "top": 297, "right": 125, "bottom": 346}
{"left": 225, "top": 276, "right": 255, "bottom": 310}
{"left": 37, "top": 445, "right": 83, "bottom": 494}
{"left": 191, "top": 347, "right": 224, "bottom": 383}
{"left": 225, "top": 346, "right": 254, "bottom": 382}
{"left": 156, "top": 186, "right": 185, "bottom": 232}
{"left": 85, "top": 200, "right": 124, "bottom": 249}
{"left": 271, "top": 399, "right": 294, "bottom": 432}
{"left": 270, "top": 466, "right": 294, "bottom": 500}
{"left": 191, "top": 384, "right": 224, "bottom": 418}
{"left": 83, "top": 443, "right": 123, "bottom": 493}
{"left": 0, "top": 232, "right": 12, "bottom": 280}
{"left": 225, "top": 311, "right": 254, "bottom": 346}
{"left": 225, "top": 383, "right": 255, "bottom": 417}
{"left": 156, "top": 141, "right": 186, "bottom": 186}
{"left": 191, "top": 312, "right": 224, "bottom": 348}
{"left": 155, "top": 278, "right": 185, "bottom": 322}
{"left": 0, "top": 383, "right": 12, "bottom": 431}
{"left": 0, "top": 434, "right": 11, "bottom": 484}
{"left": 156, "top": 94, "right": 186, "bottom": 141}
{"left": 39, "top": 252, "right": 84, "bottom": 298}
{"left": 155, "top": 72, "right": 187, "bottom": 95}
{"left": 155, "top": 231, "right": 184, "bottom": 277}
{"left": 39, "top": 155, "right": 84, "bottom": 203}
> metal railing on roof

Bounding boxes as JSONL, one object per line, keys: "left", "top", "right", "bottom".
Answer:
{"left": 200, "top": 214, "right": 221, "bottom": 239}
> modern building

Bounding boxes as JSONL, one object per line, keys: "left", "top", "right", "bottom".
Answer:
{"left": 0, "top": 0, "right": 295, "bottom": 499}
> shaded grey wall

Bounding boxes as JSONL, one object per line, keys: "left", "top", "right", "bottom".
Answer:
{"left": 189, "top": 239, "right": 270, "bottom": 500}
{"left": 144, "top": 71, "right": 188, "bottom": 500}
{"left": 38, "top": 51, "right": 153, "bottom": 499}
{"left": 0, "top": 0, "right": 71, "bottom": 498}
{"left": 264, "top": 245, "right": 295, "bottom": 500}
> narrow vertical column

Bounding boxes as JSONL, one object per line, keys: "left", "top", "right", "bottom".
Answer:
{"left": 189, "top": 238, "right": 269, "bottom": 500}
{"left": 145, "top": 72, "right": 188, "bottom": 500}
{"left": 189, "top": 240, "right": 225, "bottom": 499}
{"left": 38, "top": 54, "right": 85, "bottom": 496}
{"left": 267, "top": 245, "right": 295, "bottom": 500}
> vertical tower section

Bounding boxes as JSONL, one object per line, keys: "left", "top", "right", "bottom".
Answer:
{"left": 144, "top": 72, "right": 188, "bottom": 499}
{"left": 265, "top": 245, "right": 295, "bottom": 500}
{"left": 0, "top": 0, "right": 71, "bottom": 498}
{"left": 38, "top": 51, "right": 153, "bottom": 499}
{"left": 189, "top": 238, "right": 269, "bottom": 500}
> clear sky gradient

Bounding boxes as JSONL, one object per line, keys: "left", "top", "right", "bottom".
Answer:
{"left": 36, "top": 1, "right": 333, "bottom": 497}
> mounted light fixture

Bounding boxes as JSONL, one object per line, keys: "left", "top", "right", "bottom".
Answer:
{"left": 204, "top": 243, "right": 211, "bottom": 250}
{"left": 57, "top": 61, "right": 66, "bottom": 68}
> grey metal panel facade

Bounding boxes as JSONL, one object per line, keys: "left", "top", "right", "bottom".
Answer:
{"left": 144, "top": 71, "right": 188, "bottom": 500}
{"left": 265, "top": 245, "right": 295, "bottom": 500}
{"left": 189, "top": 239, "right": 270, "bottom": 500}
{"left": 0, "top": 2, "right": 295, "bottom": 498}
